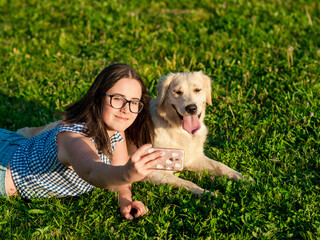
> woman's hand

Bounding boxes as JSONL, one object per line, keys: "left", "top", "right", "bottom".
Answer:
{"left": 124, "top": 144, "right": 164, "bottom": 183}
{"left": 120, "top": 200, "right": 149, "bottom": 220}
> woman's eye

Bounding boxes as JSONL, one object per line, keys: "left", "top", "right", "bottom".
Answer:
{"left": 131, "top": 101, "right": 139, "bottom": 106}
{"left": 113, "top": 96, "right": 124, "bottom": 101}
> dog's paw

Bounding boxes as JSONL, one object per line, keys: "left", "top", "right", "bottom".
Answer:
{"left": 228, "top": 171, "right": 255, "bottom": 183}
{"left": 189, "top": 187, "right": 218, "bottom": 198}
{"left": 194, "top": 189, "right": 218, "bottom": 198}
{"left": 227, "top": 171, "right": 244, "bottom": 181}
{"left": 244, "top": 175, "right": 255, "bottom": 183}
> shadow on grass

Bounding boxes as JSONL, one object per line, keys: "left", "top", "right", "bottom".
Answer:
{"left": 0, "top": 92, "right": 61, "bottom": 131}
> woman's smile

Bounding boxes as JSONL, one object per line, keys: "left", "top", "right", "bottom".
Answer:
{"left": 115, "top": 115, "right": 129, "bottom": 121}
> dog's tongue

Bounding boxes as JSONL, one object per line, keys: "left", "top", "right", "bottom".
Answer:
{"left": 182, "top": 115, "right": 201, "bottom": 135}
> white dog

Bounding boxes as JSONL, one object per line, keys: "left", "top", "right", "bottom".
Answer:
{"left": 143, "top": 72, "right": 244, "bottom": 195}
{"left": 17, "top": 71, "right": 246, "bottom": 196}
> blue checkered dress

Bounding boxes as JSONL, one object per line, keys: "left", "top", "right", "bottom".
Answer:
{"left": 10, "top": 123, "right": 124, "bottom": 199}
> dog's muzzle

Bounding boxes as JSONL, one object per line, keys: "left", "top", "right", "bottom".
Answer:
{"left": 172, "top": 104, "right": 201, "bottom": 135}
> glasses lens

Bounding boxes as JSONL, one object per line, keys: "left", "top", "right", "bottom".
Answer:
{"left": 111, "top": 95, "right": 126, "bottom": 109}
{"left": 129, "top": 101, "right": 143, "bottom": 113}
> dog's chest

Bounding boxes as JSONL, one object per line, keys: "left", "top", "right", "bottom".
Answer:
{"left": 153, "top": 127, "right": 206, "bottom": 164}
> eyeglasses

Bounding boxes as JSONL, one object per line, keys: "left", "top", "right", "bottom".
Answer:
{"left": 105, "top": 94, "right": 144, "bottom": 114}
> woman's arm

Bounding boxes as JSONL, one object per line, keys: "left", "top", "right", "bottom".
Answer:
{"left": 108, "top": 131, "right": 132, "bottom": 194}
{"left": 57, "top": 131, "right": 162, "bottom": 189}
{"left": 109, "top": 132, "right": 148, "bottom": 219}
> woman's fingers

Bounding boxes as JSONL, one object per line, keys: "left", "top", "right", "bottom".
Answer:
{"left": 130, "top": 201, "right": 149, "bottom": 218}
{"left": 121, "top": 207, "right": 131, "bottom": 220}
{"left": 121, "top": 201, "right": 149, "bottom": 220}
{"left": 122, "top": 205, "right": 135, "bottom": 220}
{"left": 131, "top": 144, "right": 165, "bottom": 168}
{"left": 130, "top": 144, "right": 153, "bottom": 162}
{"left": 125, "top": 144, "right": 165, "bottom": 183}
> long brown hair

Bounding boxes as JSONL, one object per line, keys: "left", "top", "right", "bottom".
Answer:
{"left": 62, "top": 63, "right": 154, "bottom": 158}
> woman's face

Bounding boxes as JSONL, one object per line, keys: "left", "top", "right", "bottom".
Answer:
{"left": 102, "top": 78, "right": 142, "bottom": 134}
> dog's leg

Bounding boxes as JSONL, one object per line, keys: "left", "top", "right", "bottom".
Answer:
{"left": 146, "top": 171, "right": 214, "bottom": 196}
{"left": 187, "top": 156, "right": 244, "bottom": 181}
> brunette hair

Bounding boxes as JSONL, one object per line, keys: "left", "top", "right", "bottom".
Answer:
{"left": 62, "top": 63, "right": 154, "bottom": 158}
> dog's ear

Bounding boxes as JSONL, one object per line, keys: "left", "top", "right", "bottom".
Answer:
{"left": 197, "top": 71, "right": 212, "bottom": 105}
{"left": 157, "top": 73, "right": 175, "bottom": 107}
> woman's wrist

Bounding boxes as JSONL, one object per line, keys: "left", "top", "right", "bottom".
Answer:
{"left": 121, "top": 164, "right": 132, "bottom": 184}
{"left": 119, "top": 195, "right": 132, "bottom": 206}
{"left": 113, "top": 184, "right": 132, "bottom": 201}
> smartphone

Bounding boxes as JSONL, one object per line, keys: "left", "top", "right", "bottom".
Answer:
{"left": 146, "top": 147, "right": 184, "bottom": 171}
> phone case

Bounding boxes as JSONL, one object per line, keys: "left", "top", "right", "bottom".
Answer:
{"left": 147, "top": 147, "right": 184, "bottom": 171}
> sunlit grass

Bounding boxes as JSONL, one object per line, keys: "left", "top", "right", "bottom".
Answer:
{"left": 0, "top": 0, "right": 319, "bottom": 239}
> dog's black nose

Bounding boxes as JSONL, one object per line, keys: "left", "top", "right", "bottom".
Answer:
{"left": 185, "top": 104, "right": 197, "bottom": 114}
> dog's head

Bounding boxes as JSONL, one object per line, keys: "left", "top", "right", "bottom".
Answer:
{"left": 156, "top": 71, "right": 212, "bottom": 135}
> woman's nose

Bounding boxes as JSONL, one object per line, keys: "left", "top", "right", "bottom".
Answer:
{"left": 120, "top": 102, "right": 130, "bottom": 113}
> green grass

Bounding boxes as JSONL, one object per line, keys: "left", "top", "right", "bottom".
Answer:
{"left": 1, "top": 0, "right": 320, "bottom": 239}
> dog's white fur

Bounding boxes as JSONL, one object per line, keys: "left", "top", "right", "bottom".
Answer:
{"left": 17, "top": 71, "right": 245, "bottom": 196}
{"left": 144, "top": 72, "right": 244, "bottom": 195}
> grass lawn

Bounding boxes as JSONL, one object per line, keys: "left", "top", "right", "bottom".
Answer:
{"left": 1, "top": 0, "right": 319, "bottom": 239}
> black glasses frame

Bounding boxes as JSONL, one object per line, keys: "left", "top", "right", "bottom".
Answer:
{"left": 105, "top": 94, "right": 144, "bottom": 114}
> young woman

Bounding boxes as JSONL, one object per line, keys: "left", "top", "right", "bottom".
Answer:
{"left": 0, "top": 63, "right": 164, "bottom": 220}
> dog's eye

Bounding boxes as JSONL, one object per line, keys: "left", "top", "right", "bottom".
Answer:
{"left": 174, "top": 90, "right": 183, "bottom": 95}
{"left": 194, "top": 88, "right": 201, "bottom": 93}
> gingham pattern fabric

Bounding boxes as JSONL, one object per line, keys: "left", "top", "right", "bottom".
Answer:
{"left": 10, "top": 123, "right": 124, "bottom": 199}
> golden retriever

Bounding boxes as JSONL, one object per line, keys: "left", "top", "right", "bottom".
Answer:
{"left": 144, "top": 71, "right": 244, "bottom": 195}
{"left": 17, "top": 71, "right": 246, "bottom": 196}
